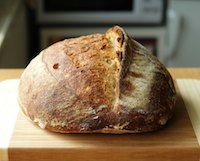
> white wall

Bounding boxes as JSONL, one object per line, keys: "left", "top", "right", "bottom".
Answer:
{"left": 169, "top": 0, "right": 200, "bottom": 67}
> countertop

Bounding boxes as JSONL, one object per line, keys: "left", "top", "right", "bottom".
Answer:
{"left": 0, "top": 68, "right": 200, "bottom": 80}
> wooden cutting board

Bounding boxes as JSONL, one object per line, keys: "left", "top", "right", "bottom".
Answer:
{"left": 0, "top": 79, "right": 200, "bottom": 161}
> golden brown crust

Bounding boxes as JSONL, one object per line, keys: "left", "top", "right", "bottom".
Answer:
{"left": 18, "top": 26, "right": 176, "bottom": 133}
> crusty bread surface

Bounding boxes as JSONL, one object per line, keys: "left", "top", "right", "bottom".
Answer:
{"left": 18, "top": 26, "right": 176, "bottom": 133}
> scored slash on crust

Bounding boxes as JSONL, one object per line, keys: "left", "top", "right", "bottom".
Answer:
{"left": 18, "top": 26, "right": 176, "bottom": 133}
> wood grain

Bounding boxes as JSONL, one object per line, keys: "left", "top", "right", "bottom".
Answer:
{"left": 177, "top": 79, "right": 200, "bottom": 145}
{"left": 169, "top": 68, "right": 200, "bottom": 79}
{"left": 0, "top": 69, "right": 23, "bottom": 81}
{"left": 7, "top": 83, "right": 199, "bottom": 161}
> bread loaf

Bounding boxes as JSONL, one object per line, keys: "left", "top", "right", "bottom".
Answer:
{"left": 18, "top": 26, "right": 176, "bottom": 133}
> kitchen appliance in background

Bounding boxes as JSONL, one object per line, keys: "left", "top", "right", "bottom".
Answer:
{"left": 36, "top": 0, "right": 181, "bottom": 66}
{"left": 166, "top": 0, "right": 200, "bottom": 67}
{"left": 40, "top": 27, "right": 166, "bottom": 61}
{"left": 37, "top": 0, "right": 167, "bottom": 25}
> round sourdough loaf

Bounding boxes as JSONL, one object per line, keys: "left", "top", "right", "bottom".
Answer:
{"left": 18, "top": 26, "right": 176, "bottom": 133}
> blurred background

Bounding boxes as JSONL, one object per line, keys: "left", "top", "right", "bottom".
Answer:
{"left": 0, "top": 0, "right": 199, "bottom": 68}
